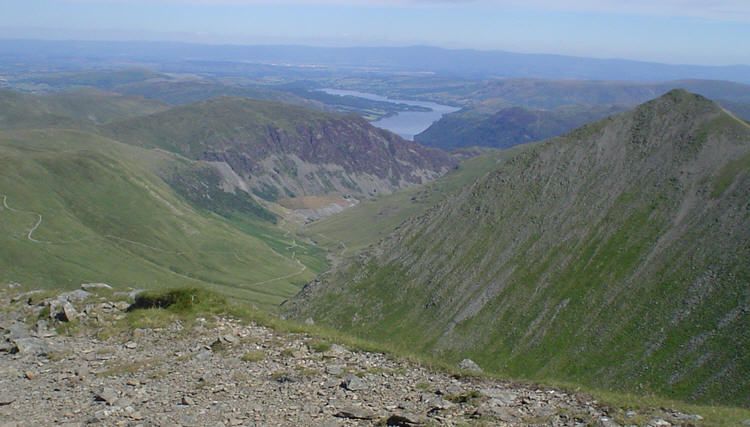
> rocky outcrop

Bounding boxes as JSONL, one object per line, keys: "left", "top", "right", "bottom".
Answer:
{"left": 0, "top": 285, "right": 706, "bottom": 426}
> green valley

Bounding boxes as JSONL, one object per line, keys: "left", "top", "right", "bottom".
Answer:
{"left": 0, "top": 128, "right": 327, "bottom": 308}
{"left": 0, "top": 86, "right": 454, "bottom": 311}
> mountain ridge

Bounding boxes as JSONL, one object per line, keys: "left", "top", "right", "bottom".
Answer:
{"left": 284, "top": 90, "right": 750, "bottom": 405}
{"left": 415, "top": 104, "right": 629, "bottom": 151}
{"left": 103, "top": 96, "right": 455, "bottom": 203}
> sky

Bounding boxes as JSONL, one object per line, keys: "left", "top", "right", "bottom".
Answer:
{"left": 1, "top": 0, "right": 749, "bottom": 66}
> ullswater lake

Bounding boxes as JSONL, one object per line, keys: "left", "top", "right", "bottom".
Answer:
{"left": 321, "top": 89, "right": 460, "bottom": 140}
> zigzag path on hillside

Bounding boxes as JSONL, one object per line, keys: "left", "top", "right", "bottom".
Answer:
{"left": 720, "top": 106, "right": 750, "bottom": 130}
{"left": 1, "top": 194, "right": 308, "bottom": 291}
{"left": 2, "top": 195, "right": 44, "bottom": 243}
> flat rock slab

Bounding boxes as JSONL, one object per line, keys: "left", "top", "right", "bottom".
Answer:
{"left": 385, "top": 413, "right": 428, "bottom": 426}
{"left": 342, "top": 375, "right": 368, "bottom": 391}
{"left": 13, "top": 337, "right": 50, "bottom": 356}
{"left": 334, "top": 407, "right": 377, "bottom": 420}
{"left": 95, "top": 387, "right": 119, "bottom": 406}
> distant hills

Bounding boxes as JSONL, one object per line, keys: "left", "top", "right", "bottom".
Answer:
{"left": 2, "top": 39, "right": 749, "bottom": 83}
{"left": 285, "top": 90, "right": 750, "bottom": 405}
{"left": 416, "top": 104, "right": 629, "bottom": 151}
{"left": 443, "top": 78, "right": 750, "bottom": 108}
{"left": 415, "top": 79, "right": 750, "bottom": 150}
{"left": 0, "top": 87, "right": 169, "bottom": 129}
{"left": 7, "top": 67, "right": 425, "bottom": 121}
{"left": 103, "top": 96, "right": 454, "bottom": 202}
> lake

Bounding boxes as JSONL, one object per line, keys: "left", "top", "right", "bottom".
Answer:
{"left": 321, "top": 89, "right": 460, "bottom": 140}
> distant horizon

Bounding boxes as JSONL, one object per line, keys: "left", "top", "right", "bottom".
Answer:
{"left": 2, "top": 35, "right": 750, "bottom": 70}
{"left": 2, "top": 0, "right": 749, "bottom": 67}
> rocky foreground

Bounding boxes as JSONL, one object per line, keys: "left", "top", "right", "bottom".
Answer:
{"left": 0, "top": 286, "right": 706, "bottom": 426}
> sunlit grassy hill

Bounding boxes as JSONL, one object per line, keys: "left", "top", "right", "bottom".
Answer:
{"left": 0, "top": 128, "right": 327, "bottom": 308}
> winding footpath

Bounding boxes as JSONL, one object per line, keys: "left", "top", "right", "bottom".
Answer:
{"left": 245, "top": 222, "right": 308, "bottom": 287}
{"left": 721, "top": 106, "right": 750, "bottom": 131}
{"left": 1, "top": 193, "right": 309, "bottom": 295}
{"left": 2, "top": 195, "right": 45, "bottom": 243}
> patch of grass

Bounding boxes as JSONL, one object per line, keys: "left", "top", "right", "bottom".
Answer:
{"left": 55, "top": 319, "right": 83, "bottom": 336}
{"left": 130, "top": 287, "right": 227, "bottom": 315}
{"left": 36, "top": 305, "right": 51, "bottom": 320}
{"left": 96, "top": 287, "right": 231, "bottom": 339}
{"left": 46, "top": 350, "right": 70, "bottom": 362}
{"left": 366, "top": 367, "right": 407, "bottom": 376}
{"left": 294, "top": 367, "right": 319, "bottom": 376}
{"left": 308, "top": 340, "right": 332, "bottom": 353}
{"left": 22, "top": 290, "right": 59, "bottom": 306}
{"left": 280, "top": 348, "right": 296, "bottom": 357}
{"left": 96, "top": 322, "right": 130, "bottom": 341}
{"left": 241, "top": 350, "right": 265, "bottom": 363}
{"left": 445, "top": 390, "right": 484, "bottom": 406}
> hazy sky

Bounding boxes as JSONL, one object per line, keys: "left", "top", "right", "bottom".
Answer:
{"left": 1, "top": 0, "right": 749, "bottom": 65}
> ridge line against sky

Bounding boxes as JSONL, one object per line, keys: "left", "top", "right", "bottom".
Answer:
{"left": 2, "top": 0, "right": 749, "bottom": 65}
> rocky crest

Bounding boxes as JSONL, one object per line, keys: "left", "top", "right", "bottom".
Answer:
{"left": 0, "top": 285, "right": 706, "bottom": 426}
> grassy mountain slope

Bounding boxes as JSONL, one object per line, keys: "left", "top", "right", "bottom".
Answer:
{"left": 306, "top": 143, "right": 537, "bottom": 256}
{"left": 285, "top": 91, "right": 750, "bottom": 405}
{"left": 415, "top": 104, "right": 628, "bottom": 151}
{"left": 0, "top": 129, "right": 327, "bottom": 308}
{"left": 104, "top": 96, "right": 454, "bottom": 201}
{"left": 0, "top": 88, "right": 170, "bottom": 129}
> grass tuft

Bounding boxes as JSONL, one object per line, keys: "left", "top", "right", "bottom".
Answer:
{"left": 241, "top": 350, "right": 265, "bottom": 363}
{"left": 129, "top": 286, "right": 227, "bottom": 316}
{"left": 308, "top": 340, "right": 332, "bottom": 353}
